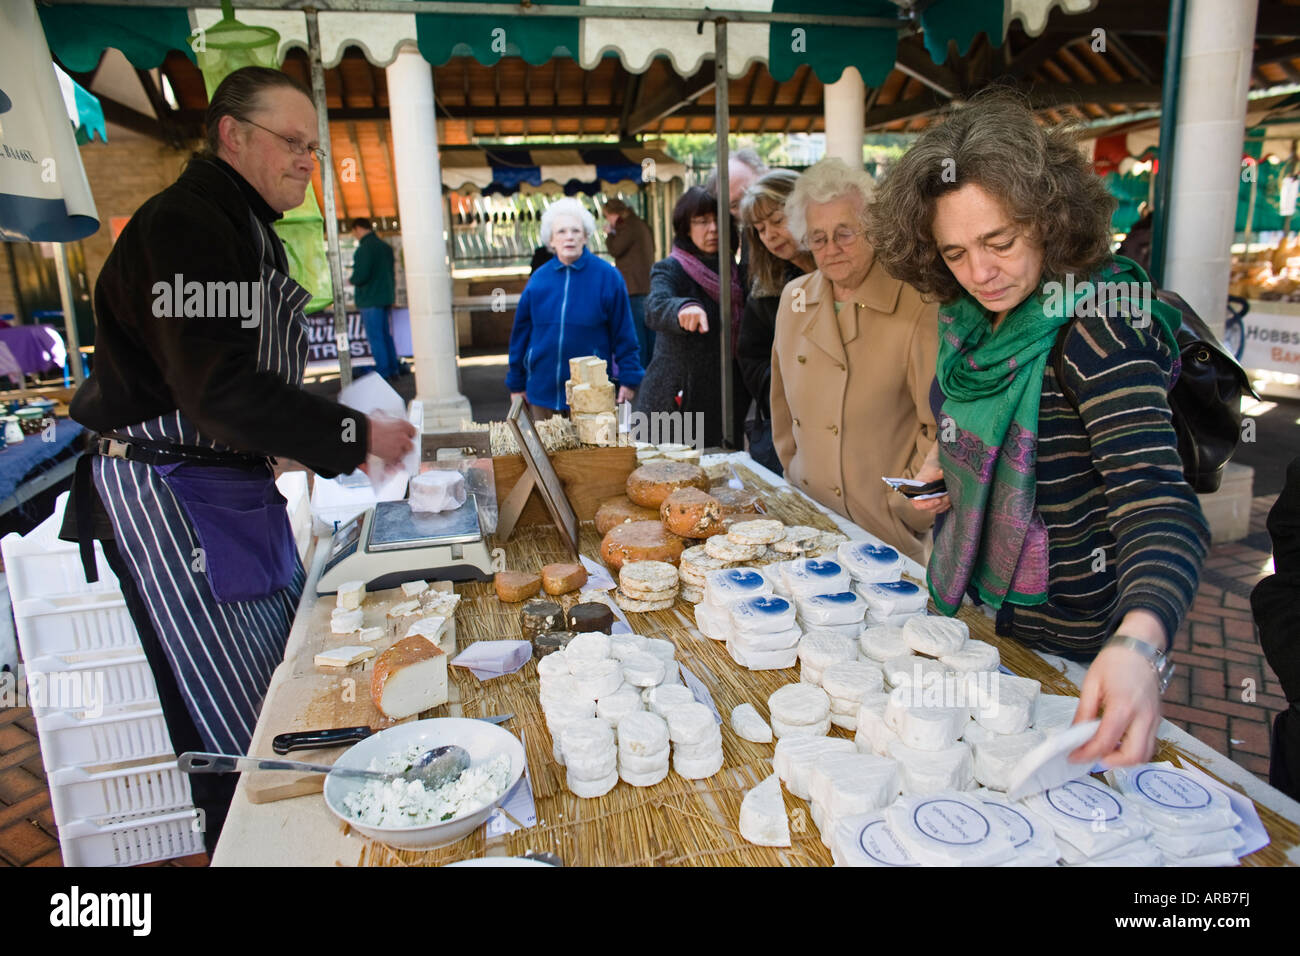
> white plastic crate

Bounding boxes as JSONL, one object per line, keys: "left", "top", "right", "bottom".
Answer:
{"left": 0, "top": 492, "right": 119, "bottom": 606}
{"left": 34, "top": 704, "right": 174, "bottom": 768}
{"left": 48, "top": 759, "right": 194, "bottom": 825}
{"left": 13, "top": 592, "right": 140, "bottom": 660}
{"left": 27, "top": 651, "right": 158, "bottom": 718}
{"left": 57, "top": 808, "right": 204, "bottom": 866}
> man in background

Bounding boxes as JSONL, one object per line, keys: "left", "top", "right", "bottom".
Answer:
{"left": 603, "top": 197, "right": 655, "bottom": 369}
{"left": 706, "top": 148, "right": 769, "bottom": 218}
{"left": 349, "top": 217, "right": 402, "bottom": 381}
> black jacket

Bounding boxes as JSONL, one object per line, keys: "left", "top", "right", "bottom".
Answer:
{"left": 69, "top": 156, "right": 367, "bottom": 477}
{"left": 737, "top": 262, "right": 805, "bottom": 421}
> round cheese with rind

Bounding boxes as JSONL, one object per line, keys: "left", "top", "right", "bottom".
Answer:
{"left": 821, "top": 660, "right": 885, "bottom": 702}
{"left": 692, "top": 601, "right": 732, "bottom": 642}
{"left": 666, "top": 702, "right": 717, "bottom": 745}
{"left": 770, "top": 715, "right": 831, "bottom": 739}
{"left": 810, "top": 751, "right": 902, "bottom": 818}
{"left": 800, "top": 662, "right": 823, "bottom": 686}
{"left": 940, "top": 640, "right": 1001, "bottom": 673}
{"left": 566, "top": 631, "right": 612, "bottom": 661}
{"left": 609, "top": 633, "right": 649, "bottom": 661}
{"left": 903, "top": 616, "right": 969, "bottom": 657}
{"left": 570, "top": 659, "right": 624, "bottom": 699}
{"left": 728, "top": 641, "right": 800, "bottom": 671}
{"left": 566, "top": 768, "right": 618, "bottom": 798}
{"left": 855, "top": 691, "right": 899, "bottom": 756}
{"left": 596, "top": 684, "right": 644, "bottom": 727}
{"left": 774, "top": 736, "right": 856, "bottom": 800}
{"left": 643, "top": 637, "right": 678, "bottom": 662}
{"left": 621, "top": 652, "right": 667, "bottom": 688}
{"left": 673, "top": 733, "right": 724, "bottom": 761}
{"left": 619, "top": 763, "right": 670, "bottom": 787}
{"left": 647, "top": 684, "right": 697, "bottom": 717}
{"left": 859, "top": 625, "right": 908, "bottom": 662}
{"left": 972, "top": 730, "right": 1047, "bottom": 792}
{"left": 618, "top": 744, "right": 670, "bottom": 774}
{"left": 565, "top": 747, "right": 617, "bottom": 780}
{"left": 971, "top": 685, "right": 1033, "bottom": 736}
{"left": 768, "top": 683, "right": 831, "bottom": 725}
{"left": 887, "top": 740, "right": 975, "bottom": 795}
{"left": 617, "top": 710, "right": 670, "bottom": 756}
{"left": 673, "top": 749, "right": 724, "bottom": 779}
{"left": 798, "top": 632, "right": 860, "bottom": 671}
{"left": 882, "top": 654, "right": 951, "bottom": 691}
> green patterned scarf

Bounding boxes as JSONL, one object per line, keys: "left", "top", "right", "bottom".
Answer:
{"left": 927, "top": 255, "right": 1180, "bottom": 615}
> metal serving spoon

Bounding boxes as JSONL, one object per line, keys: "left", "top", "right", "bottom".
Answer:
{"left": 179, "top": 745, "right": 473, "bottom": 791}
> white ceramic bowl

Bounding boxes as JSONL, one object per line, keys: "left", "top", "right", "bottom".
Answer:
{"left": 323, "top": 717, "right": 525, "bottom": 850}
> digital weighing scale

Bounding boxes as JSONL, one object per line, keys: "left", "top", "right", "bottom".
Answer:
{"left": 316, "top": 494, "right": 494, "bottom": 595}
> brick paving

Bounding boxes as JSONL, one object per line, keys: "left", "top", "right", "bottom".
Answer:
{"left": 0, "top": 494, "right": 1293, "bottom": 866}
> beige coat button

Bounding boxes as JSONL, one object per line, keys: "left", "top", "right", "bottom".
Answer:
{"left": 833, "top": 487, "right": 842, "bottom": 496}
{"left": 829, "top": 424, "right": 839, "bottom": 435}
{"left": 797, "top": 355, "right": 807, "bottom": 363}
{"left": 792, "top": 418, "right": 800, "bottom": 427}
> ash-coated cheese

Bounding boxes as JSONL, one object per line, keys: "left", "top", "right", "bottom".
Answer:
{"left": 335, "top": 580, "right": 365, "bottom": 610}
{"left": 903, "top": 616, "right": 969, "bottom": 658}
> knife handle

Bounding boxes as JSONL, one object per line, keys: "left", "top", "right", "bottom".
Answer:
{"left": 272, "top": 726, "right": 373, "bottom": 755}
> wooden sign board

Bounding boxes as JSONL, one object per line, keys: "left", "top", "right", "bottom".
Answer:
{"left": 499, "top": 397, "right": 581, "bottom": 555}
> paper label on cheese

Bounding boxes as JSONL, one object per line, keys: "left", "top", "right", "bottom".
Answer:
{"left": 679, "top": 665, "right": 722, "bottom": 724}
{"left": 1044, "top": 780, "right": 1123, "bottom": 823}
{"left": 858, "top": 818, "right": 918, "bottom": 866}
{"left": 912, "top": 798, "right": 993, "bottom": 846}
{"left": 1133, "top": 768, "right": 1213, "bottom": 810}
{"left": 981, "top": 800, "right": 1035, "bottom": 849}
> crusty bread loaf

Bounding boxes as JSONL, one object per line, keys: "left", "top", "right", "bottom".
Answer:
{"left": 541, "top": 561, "right": 588, "bottom": 595}
{"left": 494, "top": 569, "right": 541, "bottom": 602}
{"left": 370, "top": 635, "right": 448, "bottom": 719}
{"left": 600, "top": 520, "right": 686, "bottom": 570}
{"left": 626, "top": 461, "right": 710, "bottom": 508}
{"left": 659, "top": 487, "right": 724, "bottom": 538}
{"left": 595, "top": 495, "right": 661, "bottom": 535}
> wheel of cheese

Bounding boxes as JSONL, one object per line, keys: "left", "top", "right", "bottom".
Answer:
{"left": 673, "top": 729, "right": 723, "bottom": 760}
{"left": 620, "top": 560, "right": 679, "bottom": 593}
{"left": 595, "top": 495, "right": 661, "bottom": 535}
{"left": 596, "top": 684, "right": 643, "bottom": 727}
{"left": 673, "top": 748, "right": 725, "bottom": 779}
{"left": 680, "top": 586, "right": 704, "bottom": 604}
{"left": 768, "top": 683, "right": 832, "bottom": 726}
{"left": 369, "top": 635, "right": 448, "bottom": 719}
{"left": 647, "top": 684, "right": 696, "bottom": 717}
{"left": 617, "top": 710, "right": 670, "bottom": 756}
{"left": 566, "top": 768, "right": 618, "bottom": 798}
{"left": 770, "top": 715, "right": 832, "bottom": 739}
{"left": 618, "top": 744, "right": 670, "bottom": 774}
{"left": 619, "top": 763, "right": 670, "bottom": 787}
{"left": 541, "top": 562, "right": 588, "bottom": 595}
{"left": 727, "top": 519, "right": 787, "bottom": 546}
{"left": 565, "top": 748, "right": 617, "bottom": 780}
{"left": 600, "top": 521, "right": 686, "bottom": 571}
{"left": 570, "top": 658, "right": 624, "bottom": 699}
{"left": 565, "top": 631, "right": 612, "bottom": 661}
{"left": 659, "top": 487, "right": 725, "bottom": 538}
{"left": 567, "top": 601, "right": 616, "bottom": 634}
{"left": 625, "top": 461, "right": 710, "bottom": 508}
{"left": 710, "top": 487, "right": 763, "bottom": 516}
{"left": 666, "top": 701, "right": 717, "bottom": 745}
{"left": 495, "top": 570, "right": 541, "bottom": 603}
{"left": 614, "top": 588, "right": 676, "bottom": 612}
{"left": 620, "top": 652, "right": 667, "bottom": 688}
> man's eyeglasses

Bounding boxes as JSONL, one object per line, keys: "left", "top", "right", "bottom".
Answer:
{"left": 806, "top": 226, "right": 863, "bottom": 252}
{"left": 242, "top": 118, "right": 325, "bottom": 163}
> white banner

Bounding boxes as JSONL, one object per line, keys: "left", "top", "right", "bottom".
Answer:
{"left": 1240, "top": 300, "right": 1300, "bottom": 375}
{"left": 0, "top": 0, "right": 98, "bottom": 241}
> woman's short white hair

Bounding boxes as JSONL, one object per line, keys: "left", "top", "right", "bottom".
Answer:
{"left": 540, "top": 197, "right": 597, "bottom": 247}
{"left": 784, "top": 158, "right": 875, "bottom": 245}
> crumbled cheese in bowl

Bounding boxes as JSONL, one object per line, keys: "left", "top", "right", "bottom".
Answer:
{"left": 342, "top": 745, "right": 512, "bottom": 828}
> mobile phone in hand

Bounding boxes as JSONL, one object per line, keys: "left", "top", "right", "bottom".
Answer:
{"left": 881, "top": 476, "right": 947, "bottom": 500}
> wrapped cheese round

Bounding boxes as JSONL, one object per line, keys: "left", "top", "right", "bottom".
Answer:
{"left": 625, "top": 461, "right": 710, "bottom": 507}
{"left": 408, "top": 470, "right": 466, "bottom": 513}
{"left": 600, "top": 520, "right": 686, "bottom": 571}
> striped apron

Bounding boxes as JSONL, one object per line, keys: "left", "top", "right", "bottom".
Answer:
{"left": 94, "top": 211, "right": 312, "bottom": 755}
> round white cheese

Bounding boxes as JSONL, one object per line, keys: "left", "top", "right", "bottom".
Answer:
{"left": 566, "top": 768, "right": 618, "bottom": 798}
{"left": 618, "top": 744, "right": 670, "bottom": 775}
{"left": 940, "top": 639, "right": 1001, "bottom": 673}
{"left": 902, "top": 616, "right": 969, "bottom": 657}
{"left": 620, "top": 763, "right": 670, "bottom": 787}
{"left": 770, "top": 715, "right": 831, "bottom": 739}
{"left": 798, "top": 631, "right": 860, "bottom": 671}
{"left": 673, "top": 748, "right": 724, "bottom": 780}
{"left": 821, "top": 660, "right": 884, "bottom": 702}
{"left": 739, "top": 773, "right": 791, "bottom": 847}
{"left": 620, "top": 652, "right": 667, "bottom": 688}
{"left": 797, "top": 590, "right": 868, "bottom": 626}
{"left": 768, "top": 683, "right": 831, "bottom": 726}
{"left": 566, "top": 631, "right": 612, "bottom": 661}
{"left": 617, "top": 710, "right": 670, "bottom": 756}
{"left": 859, "top": 625, "right": 908, "bottom": 662}
{"left": 595, "top": 684, "right": 644, "bottom": 727}
{"left": 730, "top": 703, "right": 773, "bottom": 743}
{"left": 647, "top": 684, "right": 696, "bottom": 717}
{"left": 666, "top": 702, "right": 717, "bottom": 745}
{"left": 972, "top": 730, "right": 1047, "bottom": 792}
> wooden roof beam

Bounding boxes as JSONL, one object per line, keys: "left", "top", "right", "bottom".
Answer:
{"left": 624, "top": 64, "right": 716, "bottom": 135}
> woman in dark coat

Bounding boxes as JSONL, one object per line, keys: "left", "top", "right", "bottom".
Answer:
{"left": 736, "top": 170, "right": 815, "bottom": 475}
{"left": 634, "top": 187, "right": 747, "bottom": 449}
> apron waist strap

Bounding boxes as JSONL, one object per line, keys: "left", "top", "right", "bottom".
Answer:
{"left": 98, "top": 433, "right": 270, "bottom": 469}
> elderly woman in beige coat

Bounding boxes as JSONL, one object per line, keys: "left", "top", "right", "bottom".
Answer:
{"left": 770, "top": 158, "right": 939, "bottom": 563}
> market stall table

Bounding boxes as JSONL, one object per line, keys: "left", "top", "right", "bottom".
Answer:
{"left": 0, "top": 419, "right": 82, "bottom": 518}
{"left": 212, "top": 451, "right": 1300, "bottom": 867}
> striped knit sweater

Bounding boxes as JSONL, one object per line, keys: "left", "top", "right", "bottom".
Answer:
{"left": 1003, "top": 309, "right": 1211, "bottom": 658}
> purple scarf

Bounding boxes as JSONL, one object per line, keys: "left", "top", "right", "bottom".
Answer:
{"left": 670, "top": 245, "right": 744, "bottom": 354}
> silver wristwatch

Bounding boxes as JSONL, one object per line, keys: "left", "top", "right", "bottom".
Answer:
{"left": 1107, "top": 633, "right": 1175, "bottom": 694}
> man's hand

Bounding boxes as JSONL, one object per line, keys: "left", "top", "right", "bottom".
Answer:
{"left": 617, "top": 385, "right": 636, "bottom": 403}
{"left": 678, "top": 305, "right": 709, "bottom": 333}
{"left": 367, "top": 412, "right": 416, "bottom": 467}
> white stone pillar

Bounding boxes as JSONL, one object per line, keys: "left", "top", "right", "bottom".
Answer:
{"left": 1163, "top": 0, "right": 1259, "bottom": 334}
{"left": 386, "top": 45, "right": 470, "bottom": 428}
{"left": 823, "top": 66, "right": 866, "bottom": 168}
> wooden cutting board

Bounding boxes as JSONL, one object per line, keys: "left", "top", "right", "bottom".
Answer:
{"left": 245, "top": 581, "right": 459, "bottom": 804}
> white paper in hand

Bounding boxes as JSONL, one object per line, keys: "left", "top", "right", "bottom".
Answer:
{"left": 338, "top": 372, "right": 412, "bottom": 501}
{"left": 1006, "top": 719, "right": 1102, "bottom": 801}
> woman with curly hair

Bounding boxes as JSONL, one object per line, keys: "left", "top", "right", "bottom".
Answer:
{"left": 869, "top": 92, "right": 1210, "bottom": 768}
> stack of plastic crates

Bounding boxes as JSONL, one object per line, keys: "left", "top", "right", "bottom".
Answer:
{"left": 1, "top": 493, "right": 203, "bottom": 865}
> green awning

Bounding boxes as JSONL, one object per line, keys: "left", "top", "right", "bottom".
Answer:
{"left": 39, "top": 4, "right": 195, "bottom": 72}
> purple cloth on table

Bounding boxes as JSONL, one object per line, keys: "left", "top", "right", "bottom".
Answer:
{"left": 0, "top": 343, "right": 22, "bottom": 382}
{"left": 0, "top": 420, "right": 83, "bottom": 503}
{"left": 0, "top": 326, "right": 66, "bottom": 375}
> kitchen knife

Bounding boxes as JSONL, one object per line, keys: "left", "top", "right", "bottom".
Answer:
{"left": 272, "top": 713, "right": 514, "bottom": 755}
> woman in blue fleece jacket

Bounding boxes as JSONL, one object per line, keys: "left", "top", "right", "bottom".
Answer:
{"left": 506, "top": 197, "right": 645, "bottom": 414}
